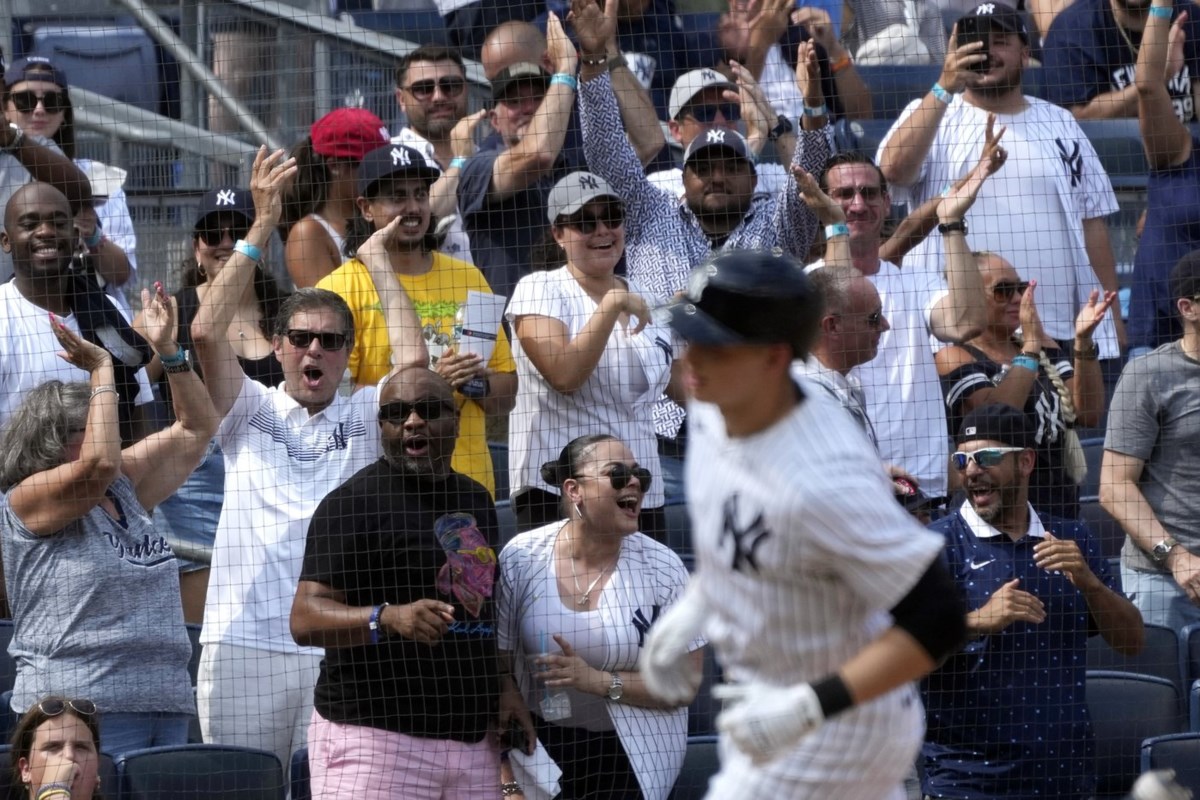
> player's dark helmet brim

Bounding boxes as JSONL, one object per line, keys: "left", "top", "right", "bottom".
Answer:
{"left": 660, "top": 298, "right": 750, "bottom": 346}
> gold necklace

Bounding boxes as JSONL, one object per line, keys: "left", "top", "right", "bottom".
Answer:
{"left": 566, "top": 527, "right": 620, "bottom": 607}
{"left": 1116, "top": 20, "right": 1139, "bottom": 61}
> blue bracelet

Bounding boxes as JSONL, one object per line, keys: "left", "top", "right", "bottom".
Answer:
{"left": 825, "top": 222, "right": 850, "bottom": 239}
{"left": 802, "top": 103, "right": 828, "bottom": 118}
{"left": 449, "top": 156, "right": 467, "bottom": 170}
{"left": 1012, "top": 354, "right": 1039, "bottom": 372}
{"left": 930, "top": 82, "right": 954, "bottom": 105}
{"left": 1150, "top": 5, "right": 1172, "bottom": 18}
{"left": 233, "top": 239, "right": 263, "bottom": 264}
{"left": 159, "top": 348, "right": 187, "bottom": 368}
{"left": 368, "top": 603, "right": 390, "bottom": 645}
{"left": 550, "top": 73, "right": 578, "bottom": 91}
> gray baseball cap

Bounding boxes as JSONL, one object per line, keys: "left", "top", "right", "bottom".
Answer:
{"left": 669, "top": 68, "right": 738, "bottom": 120}
{"left": 546, "top": 171, "right": 622, "bottom": 223}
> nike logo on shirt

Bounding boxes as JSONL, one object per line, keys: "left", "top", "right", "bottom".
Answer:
{"left": 969, "top": 557, "right": 997, "bottom": 570}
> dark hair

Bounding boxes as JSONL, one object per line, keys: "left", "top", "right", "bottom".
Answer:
{"left": 395, "top": 45, "right": 466, "bottom": 88}
{"left": 1170, "top": 249, "right": 1200, "bottom": 307}
{"left": 540, "top": 434, "right": 619, "bottom": 486}
{"left": 274, "top": 287, "right": 356, "bottom": 352}
{"left": 11, "top": 695, "right": 103, "bottom": 799}
{"left": 530, "top": 226, "right": 567, "bottom": 272}
{"left": 342, "top": 184, "right": 440, "bottom": 260}
{"left": 279, "top": 137, "right": 330, "bottom": 239}
{"left": 180, "top": 249, "right": 288, "bottom": 341}
{"left": 819, "top": 151, "right": 888, "bottom": 195}
{"left": 3, "top": 67, "right": 75, "bottom": 159}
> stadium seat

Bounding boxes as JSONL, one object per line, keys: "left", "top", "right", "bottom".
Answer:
{"left": 668, "top": 735, "right": 719, "bottom": 800}
{"left": 1079, "top": 499, "right": 1126, "bottom": 561}
{"left": 0, "top": 691, "right": 17, "bottom": 745}
{"left": 1087, "top": 624, "right": 1183, "bottom": 699}
{"left": 1078, "top": 119, "right": 1150, "bottom": 190}
{"left": 30, "top": 25, "right": 161, "bottom": 113}
{"left": 116, "top": 744, "right": 286, "bottom": 799}
{"left": 291, "top": 746, "right": 311, "bottom": 800}
{"left": 663, "top": 500, "right": 692, "bottom": 560}
{"left": 343, "top": 10, "right": 448, "bottom": 45}
{"left": 1079, "top": 435, "right": 1106, "bottom": 502}
{"left": 1140, "top": 732, "right": 1200, "bottom": 796}
{"left": 1178, "top": 624, "right": 1200, "bottom": 693}
{"left": 489, "top": 440, "right": 509, "bottom": 502}
{"left": 496, "top": 500, "right": 519, "bottom": 549}
{"left": 688, "top": 646, "right": 722, "bottom": 737}
{"left": 1087, "top": 670, "right": 1184, "bottom": 797}
{"left": 0, "top": 619, "right": 15, "bottom": 697}
{"left": 856, "top": 65, "right": 940, "bottom": 119}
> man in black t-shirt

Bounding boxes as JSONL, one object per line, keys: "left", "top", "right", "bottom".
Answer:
{"left": 292, "top": 367, "right": 532, "bottom": 799}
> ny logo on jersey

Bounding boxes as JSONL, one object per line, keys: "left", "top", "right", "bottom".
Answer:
{"left": 391, "top": 147, "right": 411, "bottom": 167}
{"left": 1055, "top": 138, "right": 1083, "bottom": 187}
{"left": 631, "top": 605, "right": 662, "bottom": 647}
{"left": 976, "top": 3, "right": 996, "bottom": 13}
{"left": 706, "top": 129, "right": 727, "bottom": 144}
{"left": 215, "top": 189, "right": 237, "bottom": 206}
{"left": 653, "top": 335, "right": 672, "bottom": 365}
{"left": 719, "top": 493, "right": 771, "bottom": 573}
{"left": 578, "top": 173, "right": 599, "bottom": 191}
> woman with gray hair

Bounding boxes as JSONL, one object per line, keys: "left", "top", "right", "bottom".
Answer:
{"left": 0, "top": 283, "right": 217, "bottom": 756}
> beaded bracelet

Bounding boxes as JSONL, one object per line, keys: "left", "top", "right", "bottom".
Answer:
{"left": 233, "top": 239, "right": 263, "bottom": 264}
{"left": 930, "top": 82, "right": 954, "bottom": 105}
{"left": 550, "top": 73, "right": 578, "bottom": 91}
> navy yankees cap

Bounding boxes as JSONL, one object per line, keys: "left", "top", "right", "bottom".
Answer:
{"left": 357, "top": 143, "right": 441, "bottom": 197}
{"left": 683, "top": 127, "right": 754, "bottom": 168}
{"left": 960, "top": 2, "right": 1030, "bottom": 45}
{"left": 194, "top": 187, "right": 255, "bottom": 231}
{"left": 660, "top": 249, "right": 822, "bottom": 356}
{"left": 4, "top": 56, "right": 68, "bottom": 90}
{"left": 957, "top": 403, "right": 1037, "bottom": 450}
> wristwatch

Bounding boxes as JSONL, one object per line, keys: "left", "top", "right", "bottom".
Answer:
{"left": 161, "top": 348, "right": 193, "bottom": 375}
{"left": 767, "top": 114, "right": 794, "bottom": 142}
{"left": 1151, "top": 537, "right": 1179, "bottom": 565}
{"left": 937, "top": 220, "right": 968, "bottom": 235}
{"left": 607, "top": 671, "right": 624, "bottom": 702}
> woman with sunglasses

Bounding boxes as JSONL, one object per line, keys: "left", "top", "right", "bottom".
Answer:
{"left": 497, "top": 434, "right": 700, "bottom": 800}
{"left": 0, "top": 287, "right": 217, "bottom": 755}
{"left": 508, "top": 171, "right": 681, "bottom": 540}
{"left": 934, "top": 254, "right": 1116, "bottom": 519}
{"left": 281, "top": 108, "right": 390, "bottom": 288}
{"left": 12, "top": 696, "right": 102, "bottom": 800}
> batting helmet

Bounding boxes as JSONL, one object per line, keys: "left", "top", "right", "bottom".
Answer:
{"left": 660, "top": 249, "right": 823, "bottom": 358}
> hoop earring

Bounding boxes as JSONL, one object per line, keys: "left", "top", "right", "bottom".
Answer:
{"left": 573, "top": 502, "right": 582, "bottom": 520}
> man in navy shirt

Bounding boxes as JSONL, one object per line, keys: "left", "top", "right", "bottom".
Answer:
{"left": 922, "top": 403, "right": 1144, "bottom": 800}
{"left": 1042, "top": 0, "right": 1200, "bottom": 121}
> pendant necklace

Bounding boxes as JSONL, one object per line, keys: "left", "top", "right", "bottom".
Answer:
{"left": 567, "top": 527, "right": 619, "bottom": 606}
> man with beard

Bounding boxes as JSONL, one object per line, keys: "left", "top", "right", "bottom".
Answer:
{"left": 877, "top": 2, "right": 1126, "bottom": 360}
{"left": 1042, "top": 0, "right": 1200, "bottom": 122}
{"left": 922, "top": 403, "right": 1143, "bottom": 800}
{"left": 391, "top": 45, "right": 481, "bottom": 264}
{"left": 291, "top": 366, "right": 531, "bottom": 799}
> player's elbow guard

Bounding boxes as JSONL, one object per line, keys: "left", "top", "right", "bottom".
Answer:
{"left": 890, "top": 559, "right": 968, "bottom": 665}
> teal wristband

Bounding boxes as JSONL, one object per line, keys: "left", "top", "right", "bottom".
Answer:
{"left": 1012, "top": 354, "right": 1039, "bottom": 372}
{"left": 449, "top": 156, "right": 468, "bottom": 170}
{"left": 802, "top": 103, "right": 828, "bottom": 118}
{"left": 159, "top": 348, "right": 187, "bottom": 368}
{"left": 1150, "top": 5, "right": 1172, "bottom": 18}
{"left": 234, "top": 239, "right": 263, "bottom": 264}
{"left": 550, "top": 73, "right": 578, "bottom": 91}
{"left": 931, "top": 82, "right": 954, "bottom": 104}
{"left": 825, "top": 222, "right": 850, "bottom": 239}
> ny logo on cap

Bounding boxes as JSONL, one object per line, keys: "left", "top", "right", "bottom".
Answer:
{"left": 700, "top": 69, "right": 719, "bottom": 82}
{"left": 578, "top": 173, "right": 599, "bottom": 190}
{"left": 976, "top": 3, "right": 996, "bottom": 14}
{"left": 706, "top": 129, "right": 727, "bottom": 144}
{"left": 391, "top": 147, "right": 411, "bottom": 167}
{"left": 965, "top": 425, "right": 978, "bottom": 435}
{"left": 216, "top": 190, "right": 237, "bottom": 206}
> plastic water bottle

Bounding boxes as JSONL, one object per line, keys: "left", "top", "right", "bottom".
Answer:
{"left": 538, "top": 630, "right": 572, "bottom": 721}
{"left": 453, "top": 304, "right": 488, "bottom": 399}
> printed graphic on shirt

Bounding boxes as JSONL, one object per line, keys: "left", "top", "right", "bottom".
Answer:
{"left": 435, "top": 512, "right": 496, "bottom": 617}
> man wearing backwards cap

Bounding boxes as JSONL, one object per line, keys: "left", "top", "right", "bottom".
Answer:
{"left": 639, "top": 249, "right": 966, "bottom": 798}
{"left": 922, "top": 403, "right": 1143, "bottom": 800}
{"left": 877, "top": 1, "right": 1125, "bottom": 359}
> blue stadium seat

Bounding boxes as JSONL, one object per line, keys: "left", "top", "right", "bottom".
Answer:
{"left": 116, "top": 744, "right": 285, "bottom": 799}
{"left": 344, "top": 10, "right": 448, "bottom": 45}
{"left": 668, "top": 734, "right": 719, "bottom": 800}
{"left": 1087, "top": 624, "right": 1183, "bottom": 699}
{"left": 663, "top": 500, "right": 692, "bottom": 560}
{"left": 489, "top": 440, "right": 509, "bottom": 502}
{"left": 1079, "top": 499, "right": 1127, "bottom": 561}
{"left": 0, "top": 619, "right": 15, "bottom": 698}
{"left": 1189, "top": 680, "right": 1200, "bottom": 731}
{"left": 857, "top": 65, "right": 941, "bottom": 119}
{"left": 1078, "top": 119, "right": 1150, "bottom": 190}
{"left": 1182, "top": 625, "right": 1200, "bottom": 698}
{"left": 291, "top": 746, "right": 311, "bottom": 800}
{"left": 30, "top": 25, "right": 161, "bottom": 113}
{"left": 496, "top": 500, "right": 519, "bottom": 549}
{"left": 1087, "top": 670, "right": 1184, "bottom": 797}
{"left": 1141, "top": 732, "right": 1200, "bottom": 795}
{"left": 688, "top": 646, "right": 721, "bottom": 736}
{"left": 1079, "top": 435, "right": 1105, "bottom": 502}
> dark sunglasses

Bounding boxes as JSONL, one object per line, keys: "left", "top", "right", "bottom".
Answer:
{"left": 681, "top": 102, "right": 740, "bottom": 123}
{"left": 285, "top": 329, "right": 348, "bottom": 351}
{"left": 196, "top": 225, "right": 248, "bottom": 248}
{"left": 10, "top": 89, "right": 68, "bottom": 115}
{"left": 405, "top": 76, "right": 466, "bottom": 101}
{"left": 837, "top": 309, "right": 885, "bottom": 329}
{"left": 991, "top": 281, "right": 1030, "bottom": 302}
{"left": 378, "top": 398, "right": 456, "bottom": 423}
{"left": 38, "top": 697, "right": 97, "bottom": 718}
{"left": 829, "top": 185, "right": 886, "bottom": 203}
{"left": 951, "top": 447, "right": 1025, "bottom": 471}
{"left": 577, "top": 463, "right": 653, "bottom": 493}
{"left": 559, "top": 204, "right": 625, "bottom": 235}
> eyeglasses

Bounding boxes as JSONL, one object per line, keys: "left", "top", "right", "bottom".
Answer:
{"left": 559, "top": 204, "right": 625, "bottom": 235}
{"left": 378, "top": 398, "right": 457, "bottom": 423}
{"left": 37, "top": 698, "right": 97, "bottom": 718}
{"left": 285, "top": 329, "right": 348, "bottom": 351}
{"left": 836, "top": 309, "right": 885, "bottom": 329}
{"left": 404, "top": 76, "right": 466, "bottom": 101}
{"left": 576, "top": 463, "right": 653, "bottom": 493}
{"left": 681, "top": 102, "right": 740, "bottom": 123}
{"left": 951, "top": 447, "right": 1026, "bottom": 471}
{"left": 9, "top": 89, "right": 68, "bottom": 115}
{"left": 991, "top": 281, "right": 1030, "bottom": 302}
{"left": 829, "top": 185, "right": 886, "bottom": 203}
{"left": 195, "top": 225, "right": 247, "bottom": 248}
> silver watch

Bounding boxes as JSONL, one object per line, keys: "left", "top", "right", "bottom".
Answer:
{"left": 1151, "top": 537, "right": 1179, "bottom": 565}
{"left": 607, "top": 671, "right": 624, "bottom": 702}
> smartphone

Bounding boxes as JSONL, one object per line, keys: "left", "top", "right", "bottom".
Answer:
{"left": 956, "top": 15, "right": 991, "bottom": 72}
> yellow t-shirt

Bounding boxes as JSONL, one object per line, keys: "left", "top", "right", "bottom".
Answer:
{"left": 317, "top": 253, "right": 515, "bottom": 496}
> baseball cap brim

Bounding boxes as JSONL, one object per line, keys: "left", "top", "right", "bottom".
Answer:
{"left": 660, "top": 298, "right": 749, "bottom": 346}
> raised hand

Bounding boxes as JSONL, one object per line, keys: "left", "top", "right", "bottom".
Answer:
{"left": 450, "top": 110, "right": 487, "bottom": 160}
{"left": 1017, "top": 280, "right": 1050, "bottom": 350}
{"left": 939, "top": 24, "right": 987, "bottom": 94}
{"left": 249, "top": 146, "right": 298, "bottom": 227}
{"left": 794, "top": 40, "right": 823, "bottom": 108}
{"left": 969, "top": 578, "right": 1046, "bottom": 634}
{"left": 1166, "top": 9, "right": 1188, "bottom": 81}
{"left": 793, "top": 6, "right": 847, "bottom": 62}
{"left": 1074, "top": 289, "right": 1117, "bottom": 340}
{"left": 135, "top": 282, "right": 180, "bottom": 355}
{"left": 569, "top": 0, "right": 617, "bottom": 58}
{"left": 938, "top": 113, "right": 1006, "bottom": 222}
{"left": 546, "top": 11, "right": 579, "bottom": 76}
{"left": 726, "top": 60, "right": 774, "bottom": 155}
{"left": 50, "top": 313, "right": 111, "bottom": 373}
{"left": 793, "top": 166, "right": 845, "bottom": 226}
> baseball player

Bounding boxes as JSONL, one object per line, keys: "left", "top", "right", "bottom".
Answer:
{"left": 640, "top": 249, "right": 967, "bottom": 799}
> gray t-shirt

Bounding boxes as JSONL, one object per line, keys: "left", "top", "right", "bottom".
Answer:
{"left": 1, "top": 475, "right": 194, "bottom": 714}
{"left": 1105, "top": 340, "right": 1200, "bottom": 572}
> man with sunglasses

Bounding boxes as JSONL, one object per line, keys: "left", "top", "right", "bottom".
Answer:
{"left": 292, "top": 365, "right": 530, "bottom": 798}
{"left": 923, "top": 403, "right": 1143, "bottom": 800}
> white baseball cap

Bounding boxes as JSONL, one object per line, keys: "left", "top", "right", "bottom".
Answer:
{"left": 668, "top": 68, "right": 738, "bottom": 121}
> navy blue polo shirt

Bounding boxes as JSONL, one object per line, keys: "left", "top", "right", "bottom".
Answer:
{"left": 921, "top": 504, "right": 1119, "bottom": 800}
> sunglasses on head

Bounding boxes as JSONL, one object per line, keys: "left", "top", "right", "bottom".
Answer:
{"left": 9, "top": 89, "right": 68, "bottom": 115}
{"left": 405, "top": 76, "right": 466, "bottom": 101}
{"left": 196, "top": 225, "right": 248, "bottom": 248}
{"left": 829, "top": 185, "right": 886, "bottom": 203}
{"left": 951, "top": 446, "right": 1025, "bottom": 471}
{"left": 285, "top": 329, "right": 348, "bottom": 351}
{"left": 991, "top": 281, "right": 1030, "bottom": 302}
{"left": 378, "top": 398, "right": 456, "bottom": 423}
{"left": 559, "top": 204, "right": 625, "bottom": 235}
{"left": 38, "top": 697, "right": 97, "bottom": 718}
{"left": 682, "top": 102, "right": 740, "bottom": 124}
{"left": 577, "top": 462, "right": 653, "bottom": 493}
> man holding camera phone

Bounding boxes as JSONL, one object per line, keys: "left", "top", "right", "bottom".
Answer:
{"left": 876, "top": 2, "right": 1126, "bottom": 361}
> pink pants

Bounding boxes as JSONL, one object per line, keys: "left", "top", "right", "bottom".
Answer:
{"left": 308, "top": 710, "right": 500, "bottom": 800}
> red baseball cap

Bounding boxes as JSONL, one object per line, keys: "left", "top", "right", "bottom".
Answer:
{"left": 310, "top": 108, "right": 389, "bottom": 161}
